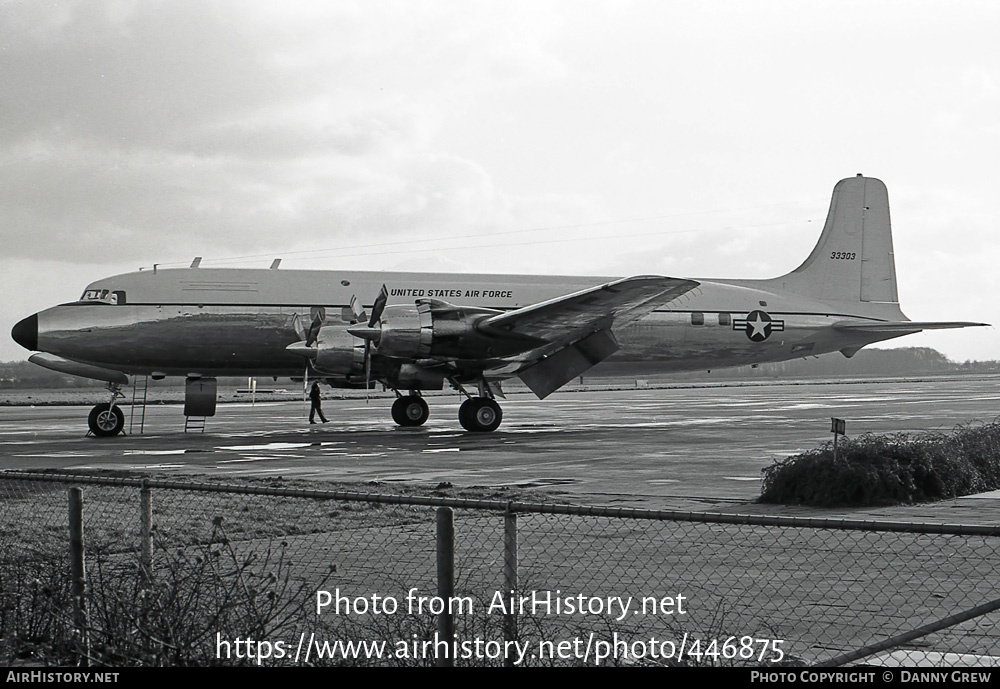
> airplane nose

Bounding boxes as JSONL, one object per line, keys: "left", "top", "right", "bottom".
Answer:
{"left": 11, "top": 314, "right": 38, "bottom": 351}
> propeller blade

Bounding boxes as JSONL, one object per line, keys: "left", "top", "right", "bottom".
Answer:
{"left": 305, "top": 314, "right": 323, "bottom": 347}
{"left": 368, "top": 284, "right": 388, "bottom": 328}
{"left": 364, "top": 340, "right": 371, "bottom": 404}
{"left": 292, "top": 313, "right": 307, "bottom": 340}
{"left": 349, "top": 294, "right": 366, "bottom": 324}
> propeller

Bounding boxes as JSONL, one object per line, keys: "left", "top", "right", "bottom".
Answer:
{"left": 348, "top": 286, "right": 386, "bottom": 345}
{"left": 287, "top": 288, "right": 388, "bottom": 402}
{"left": 369, "top": 284, "right": 388, "bottom": 328}
{"left": 291, "top": 312, "right": 313, "bottom": 398}
{"left": 364, "top": 339, "right": 372, "bottom": 402}
{"left": 305, "top": 307, "right": 325, "bottom": 346}
{"left": 348, "top": 294, "right": 366, "bottom": 324}
{"left": 359, "top": 285, "right": 388, "bottom": 402}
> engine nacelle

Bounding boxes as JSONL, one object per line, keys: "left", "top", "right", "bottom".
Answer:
{"left": 374, "top": 300, "right": 530, "bottom": 359}
{"left": 376, "top": 303, "right": 434, "bottom": 358}
{"left": 313, "top": 326, "right": 366, "bottom": 377}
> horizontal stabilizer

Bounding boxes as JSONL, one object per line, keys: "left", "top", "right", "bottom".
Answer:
{"left": 29, "top": 353, "right": 130, "bottom": 384}
{"left": 832, "top": 320, "right": 989, "bottom": 334}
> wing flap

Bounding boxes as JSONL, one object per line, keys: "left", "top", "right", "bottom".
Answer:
{"left": 518, "top": 329, "right": 620, "bottom": 399}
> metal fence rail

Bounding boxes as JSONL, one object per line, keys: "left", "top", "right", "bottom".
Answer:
{"left": 2, "top": 470, "right": 999, "bottom": 667}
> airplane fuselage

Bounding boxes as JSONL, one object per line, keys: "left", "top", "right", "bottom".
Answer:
{"left": 27, "top": 266, "right": 906, "bottom": 378}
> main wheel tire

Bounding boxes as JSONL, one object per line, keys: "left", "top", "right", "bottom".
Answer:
{"left": 88, "top": 403, "right": 125, "bottom": 437}
{"left": 391, "top": 395, "right": 429, "bottom": 427}
{"left": 458, "top": 398, "right": 477, "bottom": 430}
{"left": 459, "top": 398, "right": 502, "bottom": 432}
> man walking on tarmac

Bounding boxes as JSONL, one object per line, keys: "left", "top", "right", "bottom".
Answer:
{"left": 309, "top": 381, "right": 329, "bottom": 424}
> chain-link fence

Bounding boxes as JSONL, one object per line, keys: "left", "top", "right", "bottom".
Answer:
{"left": 2, "top": 471, "right": 999, "bottom": 667}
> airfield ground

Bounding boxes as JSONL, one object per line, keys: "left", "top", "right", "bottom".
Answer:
{"left": 3, "top": 374, "right": 1000, "bottom": 521}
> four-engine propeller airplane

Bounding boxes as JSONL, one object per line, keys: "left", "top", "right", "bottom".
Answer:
{"left": 10, "top": 175, "right": 987, "bottom": 436}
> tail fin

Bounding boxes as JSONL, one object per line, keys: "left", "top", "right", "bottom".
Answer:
{"left": 776, "top": 174, "right": 899, "bottom": 305}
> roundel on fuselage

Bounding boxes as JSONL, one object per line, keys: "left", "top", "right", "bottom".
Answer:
{"left": 733, "top": 310, "right": 785, "bottom": 342}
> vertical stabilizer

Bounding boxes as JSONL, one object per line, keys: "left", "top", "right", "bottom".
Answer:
{"left": 777, "top": 175, "right": 898, "bottom": 305}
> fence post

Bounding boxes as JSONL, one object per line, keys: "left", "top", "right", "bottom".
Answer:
{"left": 68, "top": 487, "right": 91, "bottom": 667}
{"left": 436, "top": 506, "right": 455, "bottom": 667}
{"left": 503, "top": 502, "right": 518, "bottom": 668}
{"left": 140, "top": 480, "right": 153, "bottom": 582}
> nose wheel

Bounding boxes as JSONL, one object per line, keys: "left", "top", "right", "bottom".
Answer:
{"left": 391, "top": 395, "right": 429, "bottom": 427}
{"left": 88, "top": 403, "right": 125, "bottom": 437}
{"left": 459, "top": 397, "right": 503, "bottom": 432}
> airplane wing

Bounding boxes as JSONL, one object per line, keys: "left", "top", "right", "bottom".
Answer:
{"left": 832, "top": 320, "right": 990, "bottom": 334}
{"left": 29, "top": 353, "right": 130, "bottom": 384}
{"left": 479, "top": 276, "right": 700, "bottom": 398}
{"left": 481, "top": 276, "right": 699, "bottom": 340}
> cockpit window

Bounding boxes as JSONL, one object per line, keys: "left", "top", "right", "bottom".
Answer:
{"left": 79, "top": 289, "right": 126, "bottom": 305}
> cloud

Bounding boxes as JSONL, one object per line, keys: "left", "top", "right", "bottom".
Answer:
{"left": 0, "top": 1, "right": 575, "bottom": 265}
{"left": 2, "top": 1, "right": 997, "bottom": 363}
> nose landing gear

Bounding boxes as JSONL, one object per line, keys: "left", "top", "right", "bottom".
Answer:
{"left": 87, "top": 383, "right": 126, "bottom": 437}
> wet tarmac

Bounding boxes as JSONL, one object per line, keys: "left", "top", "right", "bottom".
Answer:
{"left": 3, "top": 375, "right": 1000, "bottom": 513}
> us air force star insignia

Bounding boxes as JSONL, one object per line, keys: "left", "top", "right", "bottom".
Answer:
{"left": 733, "top": 310, "right": 785, "bottom": 342}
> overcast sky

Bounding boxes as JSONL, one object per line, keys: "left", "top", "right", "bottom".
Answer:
{"left": 2, "top": 0, "right": 997, "bottom": 362}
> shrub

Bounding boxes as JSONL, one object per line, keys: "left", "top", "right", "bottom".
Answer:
{"left": 759, "top": 423, "right": 1000, "bottom": 507}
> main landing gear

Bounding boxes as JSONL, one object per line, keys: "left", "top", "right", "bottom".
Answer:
{"left": 390, "top": 382, "right": 504, "bottom": 432}
{"left": 391, "top": 394, "right": 430, "bottom": 427}
{"left": 458, "top": 397, "right": 502, "bottom": 433}
{"left": 88, "top": 383, "right": 126, "bottom": 437}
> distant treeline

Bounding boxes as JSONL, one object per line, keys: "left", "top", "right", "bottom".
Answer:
{"left": 0, "top": 362, "right": 258, "bottom": 390}
{"left": 0, "top": 361, "right": 106, "bottom": 389}
{"left": 1, "top": 347, "right": 997, "bottom": 389}
{"left": 735, "top": 346, "right": 995, "bottom": 379}
{"left": 591, "top": 346, "right": 999, "bottom": 382}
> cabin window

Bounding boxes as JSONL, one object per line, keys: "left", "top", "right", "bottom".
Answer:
{"left": 718, "top": 313, "right": 731, "bottom": 326}
{"left": 691, "top": 312, "right": 704, "bottom": 326}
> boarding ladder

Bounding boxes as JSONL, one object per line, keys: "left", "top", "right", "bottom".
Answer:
{"left": 129, "top": 375, "right": 149, "bottom": 434}
{"left": 184, "top": 416, "right": 207, "bottom": 433}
